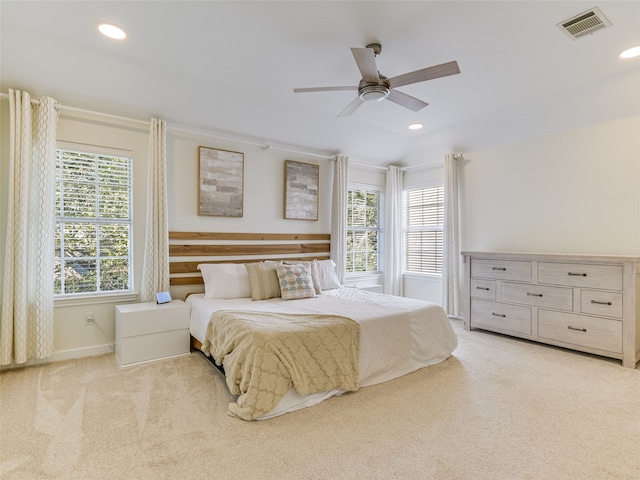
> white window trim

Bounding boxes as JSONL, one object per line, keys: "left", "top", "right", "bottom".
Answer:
{"left": 54, "top": 291, "right": 138, "bottom": 308}
{"left": 55, "top": 142, "right": 134, "bottom": 297}
{"left": 346, "top": 183, "right": 383, "bottom": 274}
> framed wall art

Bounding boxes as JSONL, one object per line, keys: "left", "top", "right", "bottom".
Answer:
{"left": 198, "top": 146, "right": 244, "bottom": 217}
{"left": 284, "top": 160, "right": 319, "bottom": 221}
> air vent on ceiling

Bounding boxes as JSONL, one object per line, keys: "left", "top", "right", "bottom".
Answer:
{"left": 558, "top": 7, "right": 612, "bottom": 40}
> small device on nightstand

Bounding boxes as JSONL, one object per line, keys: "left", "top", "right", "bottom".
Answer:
{"left": 155, "top": 291, "right": 172, "bottom": 304}
{"left": 115, "top": 299, "right": 190, "bottom": 366}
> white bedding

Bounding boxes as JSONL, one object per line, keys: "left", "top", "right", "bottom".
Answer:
{"left": 187, "top": 287, "right": 457, "bottom": 419}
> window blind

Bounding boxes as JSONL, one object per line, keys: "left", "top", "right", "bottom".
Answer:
{"left": 404, "top": 185, "right": 444, "bottom": 275}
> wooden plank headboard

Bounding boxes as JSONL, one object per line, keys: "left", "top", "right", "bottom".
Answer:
{"left": 169, "top": 231, "right": 331, "bottom": 286}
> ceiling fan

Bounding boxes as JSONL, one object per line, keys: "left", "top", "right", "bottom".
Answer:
{"left": 293, "top": 43, "right": 460, "bottom": 117}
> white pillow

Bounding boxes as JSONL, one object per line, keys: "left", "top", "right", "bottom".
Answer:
{"left": 309, "top": 261, "right": 322, "bottom": 294}
{"left": 314, "top": 259, "right": 341, "bottom": 291}
{"left": 198, "top": 263, "right": 252, "bottom": 299}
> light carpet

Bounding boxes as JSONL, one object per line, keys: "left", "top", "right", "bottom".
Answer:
{"left": 1, "top": 320, "right": 638, "bottom": 480}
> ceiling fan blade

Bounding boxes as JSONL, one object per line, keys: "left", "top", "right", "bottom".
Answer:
{"left": 337, "top": 97, "right": 364, "bottom": 117}
{"left": 293, "top": 86, "right": 357, "bottom": 93}
{"left": 350, "top": 47, "right": 379, "bottom": 83}
{"left": 388, "top": 60, "right": 460, "bottom": 89}
{"left": 387, "top": 90, "right": 429, "bottom": 112}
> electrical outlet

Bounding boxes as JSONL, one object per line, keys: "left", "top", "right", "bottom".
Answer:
{"left": 84, "top": 312, "right": 94, "bottom": 325}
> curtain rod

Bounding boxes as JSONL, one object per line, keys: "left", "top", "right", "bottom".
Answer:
{"left": 349, "top": 153, "right": 463, "bottom": 172}
{"left": 0, "top": 92, "right": 335, "bottom": 160}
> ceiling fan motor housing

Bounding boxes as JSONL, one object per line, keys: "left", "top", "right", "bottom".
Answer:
{"left": 359, "top": 84, "right": 389, "bottom": 102}
{"left": 358, "top": 75, "right": 390, "bottom": 102}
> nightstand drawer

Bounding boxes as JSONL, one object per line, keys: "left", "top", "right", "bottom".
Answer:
{"left": 116, "top": 301, "right": 189, "bottom": 337}
{"left": 118, "top": 329, "right": 191, "bottom": 365}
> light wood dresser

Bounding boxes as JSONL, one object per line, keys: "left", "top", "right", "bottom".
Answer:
{"left": 462, "top": 252, "right": 640, "bottom": 368}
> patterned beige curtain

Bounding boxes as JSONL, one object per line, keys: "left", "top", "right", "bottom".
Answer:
{"left": 443, "top": 153, "right": 460, "bottom": 316}
{"left": 1, "top": 89, "right": 58, "bottom": 364}
{"left": 384, "top": 165, "right": 404, "bottom": 296}
{"left": 330, "top": 155, "right": 349, "bottom": 283}
{"left": 140, "top": 118, "right": 169, "bottom": 302}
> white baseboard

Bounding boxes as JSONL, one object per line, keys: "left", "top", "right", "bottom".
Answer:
{"left": 50, "top": 344, "right": 115, "bottom": 362}
{"left": 0, "top": 344, "right": 115, "bottom": 371}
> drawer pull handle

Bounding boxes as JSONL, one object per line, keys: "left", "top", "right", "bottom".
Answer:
{"left": 492, "top": 313, "right": 506, "bottom": 317}
{"left": 590, "top": 300, "right": 612, "bottom": 306}
{"left": 568, "top": 326, "right": 587, "bottom": 332}
{"left": 492, "top": 267, "right": 506, "bottom": 271}
{"left": 568, "top": 272, "right": 587, "bottom": 277}
{"left": 476, "top": 287, "right": 490, "bottom": 291}
{"left": 527, "top": 293, "right": 543, "bottom": 297}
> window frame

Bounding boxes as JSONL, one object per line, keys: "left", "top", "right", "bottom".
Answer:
{"left": 54, "top": 142, "right": 135, "bottom": 303}
{"left": 345, "top": 183, "right": 383, "bottom": 275}
{"left": 403, "top": 182, "right": 444, "bottom": 277}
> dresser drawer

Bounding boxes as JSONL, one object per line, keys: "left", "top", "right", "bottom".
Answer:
{"left": 471, "top": 299, "right": 531, "bottom": 335}
{"left": 580, "top": 290, "right": 623, "bottom": 318}
{"left": 471, "top": 259, "right": 532, "bottom": 282}
{"left": 538, "top": 310, "right": 622, "bottom": 353}
{"left": 501, "top": 282, "right": 573, "bottom": 310}
{"left": 470, "top": 279, "right": 496, "bottom": 299}
{"left": 538, "top": 262, "right": 622, "bottom": 290}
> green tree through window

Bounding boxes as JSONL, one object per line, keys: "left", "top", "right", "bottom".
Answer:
{"left": 54, "top": 148, "right": 132, "bottom": 295}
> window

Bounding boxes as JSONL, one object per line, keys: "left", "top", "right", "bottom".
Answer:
{"left": 346, "top": 187, "right": 382, "bottom": 273}
{"left": 404, "top": 185, "right": 444, "bottom": 275}
{"left": 54, "top": 147, "right": 133, "bottom": 295}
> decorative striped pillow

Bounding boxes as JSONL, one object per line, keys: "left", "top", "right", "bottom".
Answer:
{"left": 275, "top": 263, "right": 316, "bottom": 300}
{"left": 244, "top": 261, "right": 282, "bottom": 300}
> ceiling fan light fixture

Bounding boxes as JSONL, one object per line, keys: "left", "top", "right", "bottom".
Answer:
{"left": 359, "top": 85, "right": 389, "bottom": 103}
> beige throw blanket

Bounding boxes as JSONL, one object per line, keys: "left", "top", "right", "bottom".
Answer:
{"left": 202, "top": 310, "right": 360, "bottom": 420}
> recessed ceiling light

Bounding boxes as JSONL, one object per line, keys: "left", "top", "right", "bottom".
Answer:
{"left": 620, "top": 45, "right": 640, "bottom": 59}
{"left": 408, "top": 123, "right": 423, "bottom": 130}
{"left": 99, "top": 23, "right": 126, "bottom": 40}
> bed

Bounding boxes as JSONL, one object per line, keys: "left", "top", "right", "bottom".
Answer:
{"left": 170, "top": 231, "right": 458, "bottom": 420}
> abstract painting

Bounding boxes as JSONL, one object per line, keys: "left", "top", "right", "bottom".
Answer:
{"left": 199, "top": 146, "right": 244, "bottom": 217}
{"left": 284, "top": 160, "right": 319, "bottom": 221}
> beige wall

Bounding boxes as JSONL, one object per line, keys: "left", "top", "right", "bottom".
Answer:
{"left": 460, "top": 114, "right": 640, "bottom": 255}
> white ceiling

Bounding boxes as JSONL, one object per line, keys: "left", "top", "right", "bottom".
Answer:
{"left": 2, "top": 1, "right": 639, "bottom": 167}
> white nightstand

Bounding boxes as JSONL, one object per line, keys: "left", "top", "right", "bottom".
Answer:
{"left": 115, "top": 300, "right": 190, "bottom": 366}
